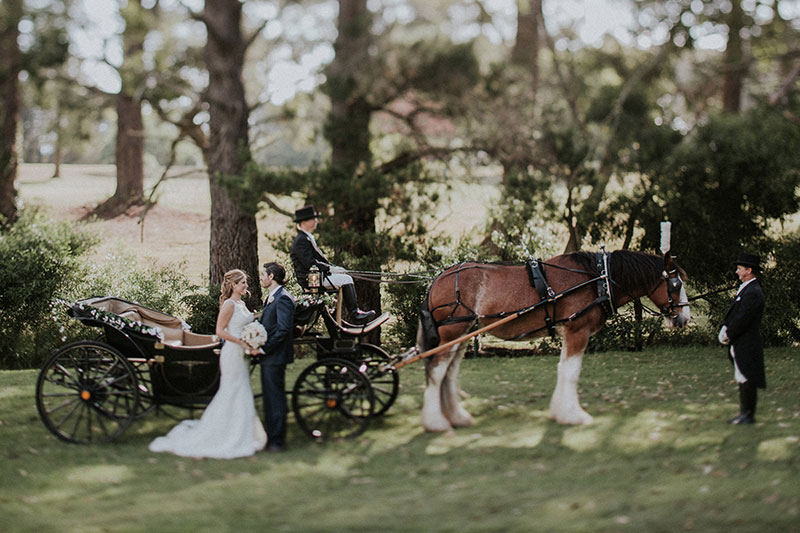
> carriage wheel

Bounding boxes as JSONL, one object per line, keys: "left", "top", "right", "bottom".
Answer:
{"left": 291, "top": 358, "right": 375, "bottom": 441}
{"left": 357, "top": 344, "right": 400, "bottom": 416}
{"left": 36, "top": 341, "right": 140, "bottom": 444}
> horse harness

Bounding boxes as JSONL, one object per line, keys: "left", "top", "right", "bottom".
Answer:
{"left": 422, "top": 251, "right": 621, "bottom": 342}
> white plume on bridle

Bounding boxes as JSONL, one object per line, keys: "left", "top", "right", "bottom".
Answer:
{"left": 660, "top": 221, "right": 671, "bottom": 255}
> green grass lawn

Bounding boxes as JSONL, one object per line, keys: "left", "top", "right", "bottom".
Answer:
{"left": 2, "top": 347, "right": 798, "bottom": 532}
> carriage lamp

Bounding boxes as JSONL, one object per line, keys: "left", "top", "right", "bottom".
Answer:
{"left": 307, "top": 265, "right": 321, "bottom": 293}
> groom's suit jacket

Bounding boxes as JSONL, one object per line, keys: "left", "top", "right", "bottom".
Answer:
{"left": 723, "top": 279, "right": 766, "bottom": 388}
{"left": 259, "top": 286, "right": 295, "bottom": 365}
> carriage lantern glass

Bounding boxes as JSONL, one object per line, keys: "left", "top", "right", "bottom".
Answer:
{"left": 307, "top": 265, "right": 321, "bottom": 293}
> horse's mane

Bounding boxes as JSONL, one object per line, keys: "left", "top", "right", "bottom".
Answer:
{"left": 565, "top": 250, "right": 677, "bottom": 295}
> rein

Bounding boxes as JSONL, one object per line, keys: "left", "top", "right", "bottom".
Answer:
{"left": 346, "top": 270, "right": 436, "bottom": 284}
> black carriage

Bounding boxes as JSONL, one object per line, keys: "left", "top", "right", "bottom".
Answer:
{"left": 36, "top": 295, "right": 399, "bottom": 444}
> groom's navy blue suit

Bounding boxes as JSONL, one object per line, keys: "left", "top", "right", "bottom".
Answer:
{"left": 259, "top": 286, "right": 295, "bottom": 448}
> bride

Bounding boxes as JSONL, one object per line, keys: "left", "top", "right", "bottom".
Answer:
{"left": 149, "top": 269, "right": 267, "bottom": 458}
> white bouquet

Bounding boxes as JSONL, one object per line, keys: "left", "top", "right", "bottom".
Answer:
{"left": 240, "top": 321, "right": 267, "bottom": 353}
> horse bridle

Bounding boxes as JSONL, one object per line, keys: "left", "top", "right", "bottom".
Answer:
{"left": 646, "top": 268, "right": 688, "bottom": 319}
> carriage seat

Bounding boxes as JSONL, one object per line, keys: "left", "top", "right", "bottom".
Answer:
{"left": 119, "top": 310, "right": 143, "bottom": 322}
{"left": 139, "top": 323, "right": 219, "bottom": 349}
{"left": 82, "top": 297, "right": 219, "bottom": 349}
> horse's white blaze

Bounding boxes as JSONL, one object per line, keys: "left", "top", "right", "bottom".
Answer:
{"left": 664, "top": 282, "right": 691, "bottom": 328}
{"left": 678, "top": 284, "right": 691, "bottom": 323}
{"left": 549, "top": 350, "right": 593, "bottom": 425}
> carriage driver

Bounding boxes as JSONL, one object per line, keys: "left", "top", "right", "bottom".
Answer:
{"left": 289, "top": 205, "right": 376, "bottom": 323}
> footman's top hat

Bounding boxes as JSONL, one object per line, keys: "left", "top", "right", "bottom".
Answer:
{"left": 734, "top": 253, "right": 762, "bottom": 272}
{"left": 293, "top": 205, "right": 320, "bottom": 222}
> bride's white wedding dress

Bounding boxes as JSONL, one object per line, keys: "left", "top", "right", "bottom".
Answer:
{"left": 149, "top": 300, "right": 267, "bottom": 458}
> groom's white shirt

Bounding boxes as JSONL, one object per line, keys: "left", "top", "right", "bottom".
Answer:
{"left": 266, "top": 285, "right": 282, "bottom": 305}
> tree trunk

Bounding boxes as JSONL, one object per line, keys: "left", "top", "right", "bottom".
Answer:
{"left": 114, "top": 93, "right": 145, "bottom": 200}
{"left": 203, "top": 0, "right": 261, "bottom": 307}
{"left": 512, "top": 0, "right": 542, "bottom": 91}
{"left": 722, "top": 1, "right": 746, "bottom": 113}
{"left": 325, "top": 0, "right": 380, "bottom": 321}
{"left": 0, "top": 0, "right": 22, "bottom": 225}
{"left": 52, "top": 118, "right": 62, "bottom": 179}
{"left": 91, "top": 1, "right": 150, "bottom": 217}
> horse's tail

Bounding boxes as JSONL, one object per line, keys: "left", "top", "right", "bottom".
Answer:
{"left": 416, "top": 290, "right": 440, "bottom": 353}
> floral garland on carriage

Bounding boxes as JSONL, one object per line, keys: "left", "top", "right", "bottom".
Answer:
{"left": 56, "top": 298, "right": 166, "bottom": 341}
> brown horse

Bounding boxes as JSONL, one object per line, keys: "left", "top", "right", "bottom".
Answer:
{"left": 415, "top": 250, "right": 690, "bottom": 431}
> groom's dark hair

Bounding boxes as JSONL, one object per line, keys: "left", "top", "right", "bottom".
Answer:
{"left": 263, "top": 262, "right": 286, "bottom": 284}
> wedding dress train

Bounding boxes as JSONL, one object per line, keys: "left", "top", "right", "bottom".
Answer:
{"left": 149, "top": 300, "right": 267, "bottom": 458}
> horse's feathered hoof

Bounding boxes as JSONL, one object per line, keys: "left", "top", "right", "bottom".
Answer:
{"left": 550, "top": 411, "right": 594, "bottom": 425}
{"left": 422, "top": 414, "right": 453, "bottom": 433}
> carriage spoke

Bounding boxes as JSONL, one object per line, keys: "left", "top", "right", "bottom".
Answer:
{"left": 49, "top": 363, "right": 82, "bottom": 389}
{"left": 42, "top": 391, "right": 84, "bottom": 398}
{"left": 68, "top": 402, "right": 87, "bottom": 441}
{"left": 94, "top": 357, "right": 122, "bottom": 383}
{"left": 92, "top": 406, "right": 112, "bottom": 439}
{"left": 51, "top": 397, "right": 81, "bottom": 425}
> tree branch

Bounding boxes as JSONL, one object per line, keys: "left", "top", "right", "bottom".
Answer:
{"left": 244, "top": 18, "right": 270, "bottom": 51}
{"left": 769, "top": 61, "right": 800, "bottom": 106}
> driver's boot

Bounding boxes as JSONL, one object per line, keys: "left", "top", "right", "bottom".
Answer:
{"left": 342, "top": 283, "right": 376, "bottom": 323}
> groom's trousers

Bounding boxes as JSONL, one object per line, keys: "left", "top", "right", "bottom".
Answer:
{"left": 259, "top": 361, "right": 287, "bottom": 447}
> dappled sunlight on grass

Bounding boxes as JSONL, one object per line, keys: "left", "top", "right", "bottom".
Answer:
{"left": 757, "top": 436, "right": 800, "bottom": 461}
{"left": 611, "top": 410, "right": 681, "bottom": 451}
{"left": 364, "top": 414, "right": 426, "bottom": 454}
{"left": 65, "top": 464, "right": 133, "bottom": 485}
{"left": 425, "top": 424, "right": 548, "bottom": 455}
{"left": 0, "top": 385, "right": 29, "bottom": 399}
{"left": 561, "top": 416, "right": 615, "bottom": 451}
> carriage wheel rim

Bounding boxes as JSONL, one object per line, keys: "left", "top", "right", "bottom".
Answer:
{"left": 291, "top": 358, "right": 374, "bottom": 440}
{"left": 36, "top": 341, "right": 140, "bottom": 444}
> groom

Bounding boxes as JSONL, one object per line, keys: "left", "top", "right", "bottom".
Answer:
{"left": 258, "top": 262, "right": 295, "bottom": 451}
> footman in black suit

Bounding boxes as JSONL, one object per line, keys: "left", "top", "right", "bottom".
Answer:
{"left": 718, "top": 253, "right": 766, "bottom": 425}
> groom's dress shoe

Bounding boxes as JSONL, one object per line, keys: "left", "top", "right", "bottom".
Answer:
{"left": 267, "top": 443, "right": 285, "bottom": 452}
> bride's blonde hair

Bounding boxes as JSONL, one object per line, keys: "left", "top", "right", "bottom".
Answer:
{"left": 219, "top": 269, "right": 248, "bottom": 305}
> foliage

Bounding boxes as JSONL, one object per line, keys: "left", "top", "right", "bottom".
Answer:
{"left": 587, "top": 305, "right": 715, "bottom": 353}
{"left": 181, "top": 286, "right": 221, "bottom": 336}
{"left": 760, "top": 233, "right": 800, "bottom": 347}
{"left": 3, "top": 347, "right": 800, "bottom": 531}
{"left": 0, "top": 211, "right": 203, "bottom": 369}
{"left": 0, "top": 209, "right": 97, "bottom": 369}
{"left": 636, "top": 110, "right": 800, "bottom": 289}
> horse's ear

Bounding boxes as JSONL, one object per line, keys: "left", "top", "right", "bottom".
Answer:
{"left": 664, "top": 253, "right": 673, "bottom": 268}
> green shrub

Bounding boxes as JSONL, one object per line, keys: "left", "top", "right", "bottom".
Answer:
{"left": 587, "top": 305, "right": 714, "bottom": 353}
{"left": 182, "top": 286, "right": 221, "bottom": 335}
{"left": 0, "top": 211, "right": 209, "bottom": 369}
{"left": 0, "top": 210, "right": 97, "bottom": 368}
{"left": 75, "top": 251, "right": 197, "bottom": 316}
{"left": 760, "top": 234, "right": 800, "bottom": 347}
